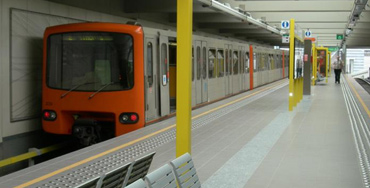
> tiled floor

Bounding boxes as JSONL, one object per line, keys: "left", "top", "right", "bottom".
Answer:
{"left": 153, "top": 75, "right": 364, "bottom": 188}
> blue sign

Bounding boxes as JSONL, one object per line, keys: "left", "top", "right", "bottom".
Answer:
{"left": 281, "top": 20, "right": 290, "bottom": 29}
{"left": 305, "top": 30, "right": 312, "bottom": 37}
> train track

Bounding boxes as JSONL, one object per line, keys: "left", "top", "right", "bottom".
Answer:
{"left": 355, "top": 78, "right": 370, "bottom": 95}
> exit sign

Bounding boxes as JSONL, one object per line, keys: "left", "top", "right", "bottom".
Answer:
{"left": 328, "top": 47, "right": 339, "bottom": 52}
{"left": 336, "top": 34, "right": 344, "bottom": 40}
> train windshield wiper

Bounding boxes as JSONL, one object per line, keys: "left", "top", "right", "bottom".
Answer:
{"left": 60, "top": 82, "right": 96, "bottom": 99}
{"left": 88, "top": 82, "right": 114, "bottom": 100}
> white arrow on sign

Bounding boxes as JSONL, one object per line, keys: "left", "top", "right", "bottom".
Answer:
{"left": 281, "top": 20, "right": 290, "bottom": 29}
{"left": 305, "top": 30, "right": 312, "bottom": 37}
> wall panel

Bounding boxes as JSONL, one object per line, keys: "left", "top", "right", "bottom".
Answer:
{"left": 10, "top": 9, "right": 82, "bottom": 121}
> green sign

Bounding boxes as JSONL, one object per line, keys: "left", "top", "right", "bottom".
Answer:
{"left": 328, "top": 47, "right": 339, "bottom": 52}
{"left": 283, "top": 34, "right": 289, "bottom": 37}
{"left": 336, "top": 34, "right": 344, "bottom": 40}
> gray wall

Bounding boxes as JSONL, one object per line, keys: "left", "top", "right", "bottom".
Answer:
{"left": 0, "top": 0, "right": 124, "bottom": 142}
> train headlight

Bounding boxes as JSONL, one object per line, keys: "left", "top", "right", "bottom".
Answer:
{"left": 119, "top": 113, "right": 139, "bottom": 124}
{"left": 43, "top": 110, "right": 57, "bottom": 121}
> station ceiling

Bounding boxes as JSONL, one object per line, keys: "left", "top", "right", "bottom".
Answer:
{"left": 47, "top": 0, "right": 370, "bottom": 48}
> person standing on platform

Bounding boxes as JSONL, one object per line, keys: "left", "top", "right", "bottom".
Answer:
{"left": 333, "top": 57, "right": 343, "bottom": 84}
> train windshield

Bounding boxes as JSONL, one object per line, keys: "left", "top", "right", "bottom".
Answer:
{"left": 47, "top": 32, "right": 134, "bottom": 91}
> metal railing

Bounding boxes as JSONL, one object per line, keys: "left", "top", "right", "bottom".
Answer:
{"left": 0, "top": 142, "right": 69, "bottom": 168}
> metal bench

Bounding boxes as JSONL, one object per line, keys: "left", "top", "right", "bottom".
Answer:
{"left": 145, "top": 164, "right": 176, "bottom": 188}
{"left": 125, "top": 178, "right": 147, "bottom": 188}
{"left": 75, "top": 151, "right": 155, "bottom": 188}
{"left": 96, "top": 163, "right": 131, "bottom": 188}
{"left": 124, "top": 152, "right": 156, "bottom": 187}
{"left": 170, "top": 153, "right": 201, "bottom": 188}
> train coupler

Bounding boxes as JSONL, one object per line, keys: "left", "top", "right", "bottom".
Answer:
{"left": 72, "top": 119, "right": 101, "bottom": 146}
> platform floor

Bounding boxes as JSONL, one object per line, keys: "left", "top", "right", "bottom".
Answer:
{"left": 150, "top": 75, "right": 366, "bottom": 188}
{"left": 1, "top": 74, "right": 369, "bottom": 188}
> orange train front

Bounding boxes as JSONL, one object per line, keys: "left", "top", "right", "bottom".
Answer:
{"left": 42, "top": 23, "right": 145, "bottom": 145}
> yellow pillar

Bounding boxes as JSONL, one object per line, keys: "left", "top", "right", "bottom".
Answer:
{"left": 289, "top": 19, "right": 295, "bottom": 111}
{"left": 300, "top": 78, "right": 302, "bottom": 101}
{"left": 176, "top": 0, "right": 192, "bottom": 157}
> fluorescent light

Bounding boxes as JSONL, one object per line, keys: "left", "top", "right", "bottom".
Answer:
{"left": 199, "top": 0, "right": 281, "bottom": 35}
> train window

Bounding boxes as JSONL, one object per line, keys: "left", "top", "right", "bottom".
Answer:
{"left": 286, "top": 55, "right": 289, "bottom": 67}
{"left": 147, "top": 42, "right": 153, "bottom": 87}
{"left": 192, "top": 47, "right": 194, "bottom": 81}
{"left": 208, "top": 49, "right": 216, "bottom": 79}
{"left": 225, "top": 49, "right": 229, "bottom": 75}
{"left": 271, "top": 54, "right": 274, "bottom": 70}
{"left": 240, "top": 50, "right": 244, "bottom": 74}
{"left": 259, "top": 53, "right": 262, "bottom": 71}
{"left": 161, "top": 43, "right": 168, "bottom": 86}
{"left": 47, "top": 32, "right": 134, "bottom": 91}
{"left": 285, "top": 55, "right": 287, "bottom": 67}
{"left": 280, "top": 55, "right": 281, "bottom": 67}
{"left": 217, "top": 50, "right": 224, "bottom": 77}
{"left": 229, "top": 50, "right": 232, "bottom": 75}
{"left": 196, "top": 46, "right": 201, "bottom": 80}
{"left": 253, "top": 53, "right": 257, "bottom": 72}
{"left": 203, "top": 47, "right": 207, "bottom": 79}
{"left": 245, "top": 52, "right": 250, "bottom": 73}
{"left": 257, "top": 53, "right": 261, "bottom": 71}
{"left": 233, "top": 51, "right": 238, "bottom": 75}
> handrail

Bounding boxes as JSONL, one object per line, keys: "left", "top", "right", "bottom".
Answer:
{"left": 0, "top": 142, "right": 69, "bottom": 168}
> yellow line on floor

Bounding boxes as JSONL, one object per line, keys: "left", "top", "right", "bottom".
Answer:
{"left": 15, "top": 80, "right": 287, "bottom": 188}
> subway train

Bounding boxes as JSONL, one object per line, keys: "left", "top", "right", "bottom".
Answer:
{"left": 42, "top": 22, "right": 289, "bottom": 145}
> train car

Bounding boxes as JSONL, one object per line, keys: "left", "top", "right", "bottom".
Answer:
{"left": 42, "top": 22, "right": 289, "bottom": 145}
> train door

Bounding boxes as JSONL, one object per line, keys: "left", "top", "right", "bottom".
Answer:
{"left": 264, "top": 53, "right": 268, "bottom": 84}
{"left": 253, "top": 52, "right": 258, "bottom": 87}
{"left": 245, "top": 49, "right": 250, "bottom": 90}
{"left": 191, "top": 46, "right": 196, "bottom": 107}
{"left": 169, "top": 42, "right": 177, "bottom": 113}
{"left": 201, "top": 41, "right": 208, "bottom": 103}
{"left": 224, "top": 44, "right": 232, "bottom": 95}
{"left": 240, "top": 46, "right": 245, "bottom": 90}
{"left": 270, "top": 54, "right": 274, "bottom": 82}
{"left": 195, "top": 41, "right": 202, "bottom": 104}
{"left": 144, "top": 37, "right": 158, "bottom": 121}
{"left": 158, "top": 35, "right": 170, "bottom": 116}
{"left": 260, "top": 53, "right": 264, "bottom": 85}
{"left": 232, "top": 48, "right": 240, "bottom": 94}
